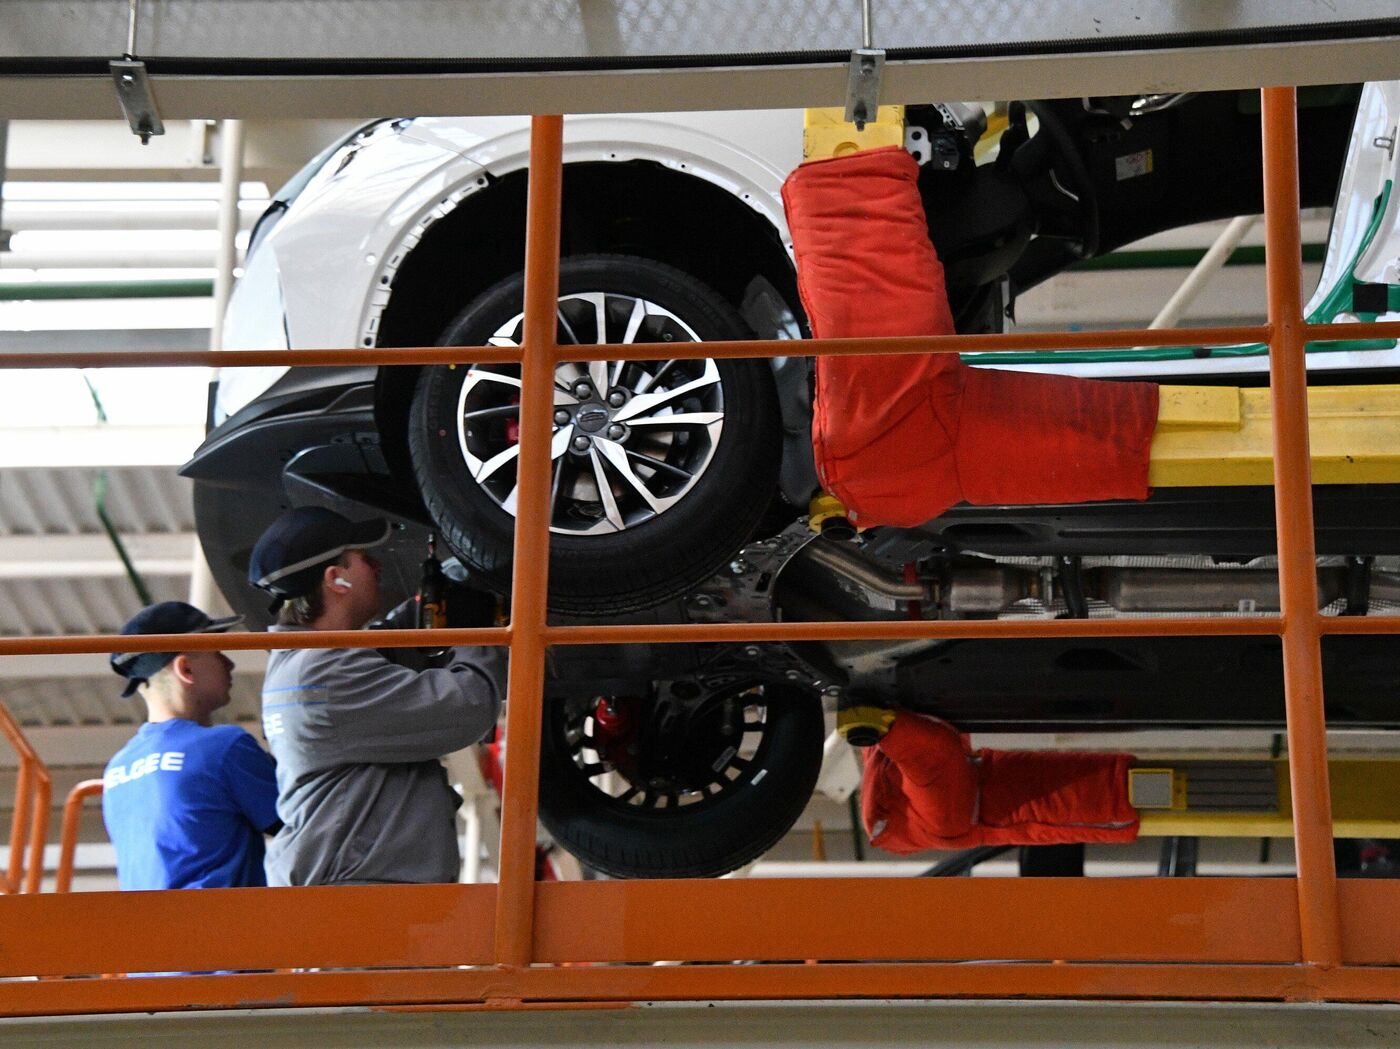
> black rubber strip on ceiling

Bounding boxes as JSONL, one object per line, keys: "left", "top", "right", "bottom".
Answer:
{"left": 2, "top": 16, "right": 1398, "bottom": 76}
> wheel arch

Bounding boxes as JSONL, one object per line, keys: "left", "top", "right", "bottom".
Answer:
{"left": 373, "top": 158, "right": 803, "bottom": 486}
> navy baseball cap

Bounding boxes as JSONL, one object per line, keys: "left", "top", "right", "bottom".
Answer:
{"left": 248, "top": 506, "right": 392, "bottom": 605}
{"left": 110, "top": 601, "right": 243, "bottom": 698}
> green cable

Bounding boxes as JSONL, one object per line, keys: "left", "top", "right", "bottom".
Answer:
{"left": 968, "top": 182, "right": 1397, "bottom": 366}
{"left": 81, "top": 375, "right": 153, "bottom": 606}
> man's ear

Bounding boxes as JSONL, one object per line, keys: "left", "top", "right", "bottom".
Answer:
{"left": 170, "top": 653, "right": 196, "bottom": 685}
{"left": 322, "top": 562, "right": 342, "bottom": 595}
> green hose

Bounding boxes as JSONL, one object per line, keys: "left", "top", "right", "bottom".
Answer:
{"left": 81, "top": 375, "right": 153, "bottom": 606}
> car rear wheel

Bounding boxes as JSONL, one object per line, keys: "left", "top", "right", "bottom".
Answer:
{"left": 408, "top": 254, "right": 781, "bottom": 615}
{"left": 537, "top": 682, "right": 826, "bottom": 879}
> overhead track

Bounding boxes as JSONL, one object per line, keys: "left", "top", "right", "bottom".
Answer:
{"left": 0, "top": 2, "right": 1397, "bottom": 117}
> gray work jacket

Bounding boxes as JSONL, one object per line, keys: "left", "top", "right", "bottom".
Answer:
{"left": 260, "top": 630, "right": 505, "bottom": 886}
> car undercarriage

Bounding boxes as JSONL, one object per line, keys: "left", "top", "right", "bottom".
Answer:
{"left": 184, "top": 82, "right": 1400, "bottom": 877}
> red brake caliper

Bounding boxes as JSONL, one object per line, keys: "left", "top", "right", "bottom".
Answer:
{"left": 591, "top": 696, "right": 643, "bottom": 779}
{"left": 505, "top": 393, "right": 521, "bottom": 444}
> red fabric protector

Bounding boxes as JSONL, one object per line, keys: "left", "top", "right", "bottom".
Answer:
{"left": 860, "top": 715, "right": 1139, "bottom": 853}
{"left": 782, "top": 146, "right": 1159, "bottom": 526}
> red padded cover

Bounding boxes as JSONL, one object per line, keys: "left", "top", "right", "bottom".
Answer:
{"left": 861, "top": 714, "right": 1139, "bottom": 852}
{"left": 782, "top": 146, "right": 1158, "bottom": 526}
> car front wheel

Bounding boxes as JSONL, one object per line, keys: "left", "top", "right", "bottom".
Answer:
{"left": 408, "top": 254, "right": 781, "bottom": 615}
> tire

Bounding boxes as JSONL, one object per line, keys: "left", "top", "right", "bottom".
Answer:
{"left": 408, "top": 254, "right": 781, "bottom": 616}
{"left": 537, "top": 683, "right": 825, "bottom": 879}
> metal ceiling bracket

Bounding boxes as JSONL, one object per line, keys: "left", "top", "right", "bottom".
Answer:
{"left": 0, "top": 119, "right": 11, "bottom": 253}
{"left": 844, "top": 48, "right": 885, "bottom": 132}
{"left": 111, "top": 60, "right": 165, "bottom": 144}
{"left": 111, "top": 0, "right": 163, "bottom": 144}
{"left": 844, "top": 0, "right": 882, "bottom": 131}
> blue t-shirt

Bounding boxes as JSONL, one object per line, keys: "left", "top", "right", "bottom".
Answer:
{"left": 102, "top": 719, "right": 279, "bottom": 891}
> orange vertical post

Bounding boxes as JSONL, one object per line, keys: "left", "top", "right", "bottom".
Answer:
{"left": 23, "top": 766, "right": 52, "bottom": 893}
{"left": 4, "top": 761, "right": 32, "bottom": 893}
{"left": 1260, "top": 86, "right": 1340, "bottom": 968}
{"left": 492, "top": 114, "right": 564, "bottom": 969}
{"left": 55, "top": 780, "right": 103, "bottom": 893}
{"left": 0, "top": 701, "right": 52, "bottom": 894}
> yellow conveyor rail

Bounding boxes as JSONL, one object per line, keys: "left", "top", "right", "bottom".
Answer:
{"left": 1131, "top": 757, "right": 1400, "bottom": 837}
{"left": 1152, "top": 384, "right": 1400, "bottom": 486}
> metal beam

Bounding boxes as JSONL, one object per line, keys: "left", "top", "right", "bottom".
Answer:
{"left": 4, "top": 1, "right": 1396, "bottom": 66}
{"left": 0, "top": 1, "right": 1397, "bottom": 120}
{"left": 0, "top": 999, "right": 1397, "bottom": 1049}
{"left": 0, "top": 328, "right": 208, "bottom": 353}
{"left": 0, "top": 652, "right": 265, "bottom": 682}
{"left": 0, "top": 245, "right": 224, "bottom": 269}
{"left": 0, "top": 200, "right": 260, "bottom": 232}
{"left": 0, "top": 532, "right": 195, "bottom": 580}
{"left": 3, "top": 119, "right": 360, "bottom": 183}
{"left": 4, "top": 37, "right": 1400, "bottom": 120}
{"left": 0, "top": 425, "right": 203, "bottom": 467}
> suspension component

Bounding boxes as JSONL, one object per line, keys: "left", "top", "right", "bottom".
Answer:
{"left": 416, "top": 533, "right": 447, "bottom": 630}
{"left": 808, "top": 492, "right": 858, "bottom": 540}
{"left": 836, "top": 689, "right": 897, "bottom": 747}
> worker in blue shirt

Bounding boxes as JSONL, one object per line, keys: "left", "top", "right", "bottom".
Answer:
{"left": 104, "top": 601, "right": 280, "bottom": 890}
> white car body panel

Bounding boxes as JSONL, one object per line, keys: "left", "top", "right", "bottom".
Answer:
{"left": 219, "top": 92, "right": 1400, "bottom": 418}
{"left": 1343, "top": 82, "right": 1400, "bottom": 289}
{"left": 1001, "top": 81, "right": 1400, "bottom": 381}
{"left": 219, "top": 110, "right": 802, "bottom": 421}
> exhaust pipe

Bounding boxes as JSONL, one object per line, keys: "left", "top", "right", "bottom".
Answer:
{"left": 794, "top": 542, "right": 1373, "bottom": 617}
{"left": 1086, "top": 567, "right": 1345, "bottom": 613}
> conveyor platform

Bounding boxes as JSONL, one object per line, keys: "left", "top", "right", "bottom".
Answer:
{"left": 3, "top": 1000, "right": 1398, "bottom": 1049}
{"left": 1132, "top": 757, "right": 1400, "bottom": 837}
{"left": 1152, "top": 385, "right": 1400, "bottom": 486}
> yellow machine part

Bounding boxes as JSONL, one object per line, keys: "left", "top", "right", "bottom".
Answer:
{"left": 836, "top": 704, "right": 898, "bottom": 743}
{"left": 1135, "top": 757, "right": 1400, "bottom": 838}
{"left": 808, "top": 492, "right": 854, "bottom": 533}
{"left": 803, "top": 106, "right": 905, "bottom": 160}
{"left": 1151, "top": 384, "right": 1400, "bottom": 486}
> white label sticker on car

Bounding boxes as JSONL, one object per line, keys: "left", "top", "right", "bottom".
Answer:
{"left": 1115, "top": 149, "right": 1154, "bottom": 181}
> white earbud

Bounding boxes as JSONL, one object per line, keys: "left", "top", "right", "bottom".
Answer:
{"left": 332, "top": 577, "right": 353, "bottom": 590}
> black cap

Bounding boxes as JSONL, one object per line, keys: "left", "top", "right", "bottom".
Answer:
{"left": 110, "top": 601, "right": 243, "bottom": 698}
{"left": 248, "top": 506, "right": 392, "bottom": 607}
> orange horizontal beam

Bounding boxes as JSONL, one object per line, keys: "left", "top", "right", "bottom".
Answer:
{"left": 543, "top": 616, "right": 1283, "bottom": 645}
{"left": 0, "top": 884, "right": 496, "bottom": 978}
{"left": 0, "top": 960, "right": 1396, "bottom": 1018}
{"left": 0, "top": 325, "right": 1272, "bottom": 371}
{"left": 533, "top": 877, "right": 1303, "bottom": 965}
{"left": 0, "top": 345, "right": 525, "bottom": 371}
{"left": 9, "top": 878, "right": 1397, "bottom": 980}
{"left": 0, "top": 616, "right": 1284, "bottom": 660}
{"left": 0, "top": 626, "right": 511, "bottom": 658}
{"left": 1318, "top": 615, "right": 1400, "bottom": 635}
{"left": 1, "top": 318, "right": 1390, "bottom": 374}
{"left": 1306, "top": 320, "right": 1400, "bottom": 342}
{"left": 513, "top": 325, "right": 1276, "bottom": 362}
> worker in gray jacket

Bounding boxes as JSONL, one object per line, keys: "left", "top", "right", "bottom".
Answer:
{"left": 248, "top": 506, "right": 505, "bottom": 885}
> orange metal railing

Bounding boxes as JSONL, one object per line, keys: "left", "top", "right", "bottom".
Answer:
{"left": 0, "top": 702, "right": 52, "bottom": 896}
{"left": 54, "top": 780, "right": 103, "bottom": 894}
{"left": 0, "top": 87, "right": 1395, "bottom": 1013}
{"left": 1260, "top": 87, "right": 1340, "bottom": 966}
